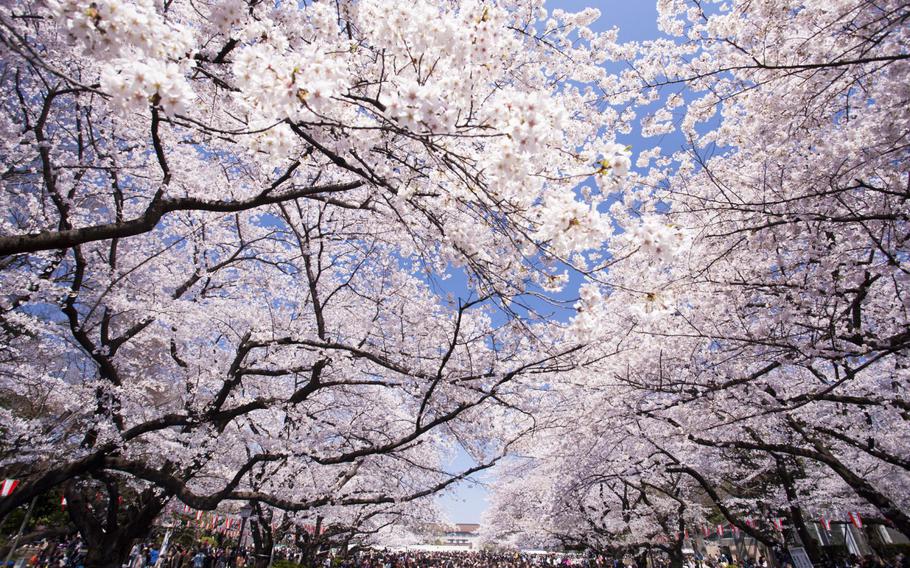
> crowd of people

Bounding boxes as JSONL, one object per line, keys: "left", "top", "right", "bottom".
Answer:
{"left": 3, "top": 537, "right": 909, "bottom": 568}
{"left": 126, "top": 543, "right": 262, "bottom": 568}
{"left": 334, "top": 551, "right": 910, "bottom": 568}
{"left": 345, "top": 550, "right": 585, "bottom": 568}
{"left": 0, "top": 535, "right": 263, "bottom": 568}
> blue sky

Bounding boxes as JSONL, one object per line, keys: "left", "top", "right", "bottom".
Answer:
{"left": 436, "top": 0, "right": 668, "bottom": 524}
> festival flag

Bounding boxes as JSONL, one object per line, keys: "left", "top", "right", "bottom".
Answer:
{"left": 820, "top": 516, "right": 831, "bottom": 531}
{"left": 772, "top": 518, "right": 784, "bottom": 531}
{"left": 848, "top": 512, "right": 863, "bottom": 529}
{"left": 196, "top": 510, "right": 204, "bottom": 521}
{"left": 703, "top": 526, "right": 710, "bottom": 538}
{"left": 0, "top": 479, "right": 19, "bottom": 497}
{"left": 717, "top": 525, "right": 723, "bottom": 537}
{"left": 732, "top": 524, "right": 739, "bottom": 535}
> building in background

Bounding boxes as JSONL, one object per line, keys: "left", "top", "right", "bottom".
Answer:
{"left": 411, "top": 523, "right": 482, "bottom": 551}
{"left": 441, "top": 523, "right": 481, "bottom": 550}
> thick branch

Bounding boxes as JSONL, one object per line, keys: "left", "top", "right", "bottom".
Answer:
{"left": 0, "top": 179, "right": 363, "bottom": 256}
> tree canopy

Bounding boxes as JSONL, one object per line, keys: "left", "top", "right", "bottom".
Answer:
{"left": 0, "top": 0, "right": 907, "bottom": 565}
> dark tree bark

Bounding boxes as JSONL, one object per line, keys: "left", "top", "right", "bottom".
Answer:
{"left": 248, "top": 502, "right": 275, "bottom": 568}
{"left": 294, "top": 516, "right": 325, "bottom": 568}
{"left": 668, "top": 538, "right": 686, "bottom": 568}
{"left": 0, "top": 177, "right": 363, "bottom": 256}
{"left": 775, "top": 457, "right": 825, "bottom": 564}
{"left": 64, "top": 477, "right": 171, "bottom": 568}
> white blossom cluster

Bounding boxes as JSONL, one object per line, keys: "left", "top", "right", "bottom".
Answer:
{"left": 49, "top": 0, "right": 194, "bottom": 60}
{"left": 207, "top": 0, "right": 247, "bottom": 34}
{"left": 231, "top": 42, "right": 349, "bottom": 121}
{"left": 626, "top": 215, "right": 688, "bottom": 263}
{"left": 100, "top": 61, "right": 195, "bottom": 116}
{"left": 50, "top": 0, "right": 197, "bottom": 115}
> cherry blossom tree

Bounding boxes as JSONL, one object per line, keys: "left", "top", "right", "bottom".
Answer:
{"left": 488, "top": 0, "right": 910, "bottom": 558}
{"left": 0, "top": 0, "right": 634, "bottom": 565}
{"left": 594, "top": 0, "right": 910, "bottom": 536}
{"left": 3, "top": 0, "right": 908, "bottom": 563}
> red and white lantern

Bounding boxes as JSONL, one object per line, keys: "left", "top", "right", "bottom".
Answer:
{"left": 1, "top": 479, "right": 19, "bottom": 497}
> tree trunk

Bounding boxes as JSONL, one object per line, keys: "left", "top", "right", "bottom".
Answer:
{"left": 249, "top": 502, "right": 274, "bottom": 568}
{"left": 65, "top": 477, "right": 171, "bottom": 568}
{"left": 635, "top": 548, "right": 650, "bottom": 568}
{"left": 776, "top": 458, "right": 825, "bottom": 564}
{"left": 82, "top": 538, "right": 136, "bottom": 568}
{"left": 669, "top": 542, "right": 685, "bottom": 568}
